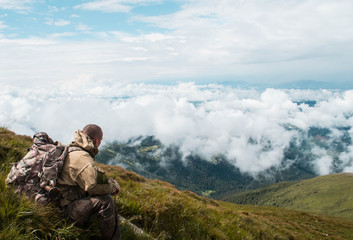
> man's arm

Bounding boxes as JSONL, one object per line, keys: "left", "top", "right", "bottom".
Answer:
{"left": 76, "top": 163, "right": 120, "bottom": 196}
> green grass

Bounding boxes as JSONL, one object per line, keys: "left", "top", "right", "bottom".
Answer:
{"left": 222, "top": 173, "right": 353, "bottom": 219}
{"left": 2, "top": 127, "right": 353, "bottom": 239}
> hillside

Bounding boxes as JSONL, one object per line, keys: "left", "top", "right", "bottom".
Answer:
{"left": 2, "top": 128, "right": 353, "bottom": 239}
{"left": 222, "top": 173, "right": 353, "bottom": 219}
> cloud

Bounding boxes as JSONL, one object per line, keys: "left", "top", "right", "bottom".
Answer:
{"left": 45, "top": 19, "right": 71, "bottom": 26}
{"left": 1, "top": 1, "right": 353, "bottom": 86}
{"left": 48, "top": 32, "right": 76, "bottom": 39}
{"left": 0, "top": 21, "right": 8, "bottom": 29}
{"left": 76, "top": 24, "right": 92, "bottom": 31}
{"left": 74, "top": 0, "right": 162, "bottom": 13}
{"left": 130, "top": 0, "right": 353, "bottom": 81}
{"left": 74, "top": 0, "right": 132, "bottom": 13}
{"left": 0, "top": 0, "right": 33, "bottom": 11}
{"left": 48, "top": 6, "right": 59, "bottom": 12}
{"left": 0, "top": 35, "right": 191, "bottom": 85}
{"left": 1, "top": 83, "right": 353, "bottom": 175}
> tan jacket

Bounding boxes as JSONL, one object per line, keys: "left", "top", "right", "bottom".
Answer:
{"left": 57, "top": 130, "right": 119, "bottom": 206}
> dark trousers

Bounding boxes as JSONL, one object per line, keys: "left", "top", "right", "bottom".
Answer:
{"left": 64, "top": 194, "right": 121, "bottom": 240}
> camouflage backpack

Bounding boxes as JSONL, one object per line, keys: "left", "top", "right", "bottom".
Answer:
{"left": 6, "top": 132, "right": 68, "bottom": 205}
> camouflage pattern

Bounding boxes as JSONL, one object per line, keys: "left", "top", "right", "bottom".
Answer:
{"left": 6, "top": 132, "right": 68, "bottom": 205}
{"left": 64, "top": 194, "right": 121, "bottom": 240}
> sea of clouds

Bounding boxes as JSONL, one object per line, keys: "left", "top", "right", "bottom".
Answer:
{"left": 1, "top": 82, "right": 353, "bottom": 175}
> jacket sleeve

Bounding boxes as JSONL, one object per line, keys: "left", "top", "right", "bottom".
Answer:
{"left": 75, "top": 163, "right": 119, "bottom": 195}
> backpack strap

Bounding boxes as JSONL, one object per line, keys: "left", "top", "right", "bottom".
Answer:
{"left": 68, "top": 146, "right": 84, "bottom": 153}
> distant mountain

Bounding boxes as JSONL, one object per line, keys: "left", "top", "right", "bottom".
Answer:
{"left": 221, "top": 173, "right": 353, "bottom": 219}
{"left": 218, "top": 80, "right": 353, "bottom": 90}
{"left": 274, "top": 80, "right": 353, "bottom": 90}
{"left": 96, "top": 136, "right": 260, "bottom": 198}
{"left": 96, "top": 125, "right": 352, "bottom": 198}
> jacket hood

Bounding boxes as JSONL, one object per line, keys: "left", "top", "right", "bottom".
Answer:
{"left": 69, "top": 129, "right": 99, "bottom": 157}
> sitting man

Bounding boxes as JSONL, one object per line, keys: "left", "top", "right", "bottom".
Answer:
{"left": 57, "top": 124, "right": 121, "bottom": 240}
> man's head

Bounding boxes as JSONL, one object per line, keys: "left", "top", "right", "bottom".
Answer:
{"left": 83, "top": 124, "right": 103, "bottom": 148}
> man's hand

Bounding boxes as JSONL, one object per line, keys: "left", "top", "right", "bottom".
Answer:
{"left": 110, "top": 179, "right": 120, "bottom": 195}
{"left": 112, "top": 184, "right": 120, "bottom": 195}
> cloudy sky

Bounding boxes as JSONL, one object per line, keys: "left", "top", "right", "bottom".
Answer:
{"left": 1, "top": 0, "right": 353, "bottom": 86}
{"left": 1, "top": 1, "right": 353, "bottom": 175}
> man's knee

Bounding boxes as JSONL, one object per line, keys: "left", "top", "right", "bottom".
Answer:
{"left": 65, "top": 194, "right": 116, "bottom": 222}
{"left": 65, "top": 198, "right": 93, "bottom": 225}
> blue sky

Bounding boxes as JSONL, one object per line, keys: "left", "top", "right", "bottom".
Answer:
{"left": 1, "top": 0, "right": 353, "bottom": 87}
{"left": 2, "top": 0, "right": 179, "bottom": 38}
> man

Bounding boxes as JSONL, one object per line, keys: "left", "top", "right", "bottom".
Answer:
{"left": 57, "top": 124, "right": 121, "bottom": 240}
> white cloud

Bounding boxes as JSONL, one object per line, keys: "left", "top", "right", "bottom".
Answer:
{"left": 129, "top": 0, "right": 353, "bottom": 82}
{"left": 1, "top": 83, "right": 353, "bottom": 175}
{"left": 74, "top": 0, "right": 132, "bottom": 13}
{"left": 0, "top": 21, "right": 8, "bottom": 29}
{"left": 48, "top": 6, "right": 59, "bottom": 12}
{"left": 48, "top": 32, "right": 75, "bottom": 38}
{"left": 76, "top": 24, "right": 92, "bottom": 31}
{"left": 0, "top": 0, "right": 33, "bottom": 11}
{"left": 0, "top": 37, "right": 55, "bottom": 46}
{"left": 1, "top": 1, "right": 353, "bottom": 86}
{"left": 0, "top": 35, "right": 191, "bottom": 85}
{"left": 341, "top": 143, "right": 353, "bottom": 173}
{"left": 74, "top": 0, "right": 162, "bottom": 13}
{"left": 121, "top": 0, "right": 161, "bottom": 3}
{"left": 312, "top": 147, "right": 333, "bottom": 175}
{"left": 51, "top": 19, "right": 71, "bottom": 26}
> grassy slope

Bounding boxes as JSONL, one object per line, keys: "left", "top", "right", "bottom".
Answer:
{"left": 222, "top": 173, "right": 353, "bottom": 219}
{"left": 1, "top": 128, "right": 353, "bottom": 239}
